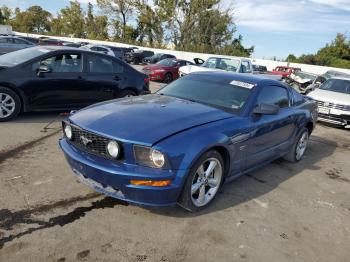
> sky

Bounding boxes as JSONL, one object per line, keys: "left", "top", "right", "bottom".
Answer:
{"left": 1, "top": 0, "right": 350, "bottom": 59}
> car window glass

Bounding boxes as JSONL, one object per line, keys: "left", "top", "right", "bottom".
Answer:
{"left": 0, "top": 38, "right": 10, "bottom": 44}
{"left": 240, "top": 61, "right": 251, "bottom": 73}
{"left": 13, "top": 38, "right": 28, "bottom": 44}
{"left": 257, "top": 85, "right": 289, "bottom": 108}
{"left": 33, "top": 54, "right": 83, "bottom": 73}
{"left": 88, "top": 54, "right": 123, "bottom": 73}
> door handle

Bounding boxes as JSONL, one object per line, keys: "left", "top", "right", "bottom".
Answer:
{"left": 113, "top": 76, "right": 121, "bottom": 81}
{"left": 77, "top": 76, "right": 84, "bottom": 80}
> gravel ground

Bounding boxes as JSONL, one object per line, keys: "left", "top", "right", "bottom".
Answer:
{"left": 0, "top": 69, "right": 350, "bottom": 262}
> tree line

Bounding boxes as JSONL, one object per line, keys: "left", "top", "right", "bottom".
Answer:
{"left": 286, "top": 33, "right": 350, "bottom": 69}
{"left": 0, "top": 0, "right": 254, "bottom": 57}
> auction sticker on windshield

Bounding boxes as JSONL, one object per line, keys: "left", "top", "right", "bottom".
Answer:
{"left": 230, "top": 80, "right": 255, "bottom": 89}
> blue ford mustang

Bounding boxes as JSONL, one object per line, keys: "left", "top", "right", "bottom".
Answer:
{"left": 59, "top": 72, "right": 317, "bottom": 211}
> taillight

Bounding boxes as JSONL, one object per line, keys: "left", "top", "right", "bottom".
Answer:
{"left": 144, "top": 77, "right": 150, "bottom": 83}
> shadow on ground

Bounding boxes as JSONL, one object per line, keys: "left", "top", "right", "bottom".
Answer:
{"left": 147, "top": 135, "right": 338, "bottom": 217}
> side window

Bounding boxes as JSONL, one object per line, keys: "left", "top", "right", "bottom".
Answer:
{"left": 13, "top": 39, "right": 28, "bottom": 45}
{"left": 240, "top": 61, "right": 251, "bottom": 73}
{"left": 33, "top": 53, "right": 83, "bottom": 73}
{"left": 0, "top": 38, "right": 10, "bottom": 44}
{"left": 88, "top": 54, "right": 123, "bottom": 73}
{"left": 257, "top": 85, "right": 290, "bottom": 108}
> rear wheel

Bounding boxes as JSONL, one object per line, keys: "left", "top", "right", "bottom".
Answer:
{"left": 178, "top": 150, "right": 224, "bottom": 212}
{"left": 164, "top": 73, "right": 173, "bottom": 83}
{"left": 0, "top": 87, "right": 21, "bottom": 122}
{"left": 284, "top": 127, "right": 309, "bottom": 162}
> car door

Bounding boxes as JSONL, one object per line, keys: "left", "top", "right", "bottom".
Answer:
{"left": 82, "top": 53, "right": 125, "bottom": 104}
{"left": 246, "top": 85, "right": 297, "bottom": 167}
{"left": 23, "top": 52, "right": 86, "bottom": 110}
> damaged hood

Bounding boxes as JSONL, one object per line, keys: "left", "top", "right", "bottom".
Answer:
{"left": 69, "top": 94, "right": 234, "bottom": 145}
{"left": 289, "top": 73, "right": 314, "bottom": 84}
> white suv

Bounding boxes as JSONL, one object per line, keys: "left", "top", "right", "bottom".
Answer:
{"left": 308, "top": 77, "right": 350, "bottom": 127}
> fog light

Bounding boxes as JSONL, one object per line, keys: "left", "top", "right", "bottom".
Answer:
{"left": 107, "top": 141, "right": 120, "bottom": 158}
{"left": 130, "top": 180, "right": 171, "bottom": 187}
{"left": 64, "top": 124, "right": 72, "bottom": 140}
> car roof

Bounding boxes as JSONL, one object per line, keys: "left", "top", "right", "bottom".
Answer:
{"left": 188, "top": 71, "right": 286, "bottom": 86}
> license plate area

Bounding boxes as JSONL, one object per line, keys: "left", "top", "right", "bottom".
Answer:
{"left": 319, "top": 106, "right": 330, "bottom": 114}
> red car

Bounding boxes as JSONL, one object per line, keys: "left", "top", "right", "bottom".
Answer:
{"left": 142, "top": 58, "right": 194, "bottom": 83}
{"left": 271, "top": 66, "right": 301, "bottom": 78}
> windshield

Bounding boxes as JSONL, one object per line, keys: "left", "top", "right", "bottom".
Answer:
{"left": 157, "top": 59, "right": 177, "bottom": 66}
{"left": 157, "top": 76, "right": 253, "bottom": 113}
{"left": 294, "top": 72, "right": 317, "bottom": 81}
{"left": 0, "top": 47, "right": 50, "bottom": 67}
{"left": 320, "top": 79, "right": 350, "bottom": 94}
{"left": 202, "top": 57, "right": 240, "bottom": 72}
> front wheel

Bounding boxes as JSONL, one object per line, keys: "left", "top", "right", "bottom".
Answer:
{"left": 163, "top": 73, "right": 173, "bottom": 83}
{"left": 178, "top": 150, "right": 224, "bottom": 212}
{"left": 0, "top": 87, "right": 21, "bottom": 122}
{"left": 284, "top": 127, "right": 309, "bottom": 162}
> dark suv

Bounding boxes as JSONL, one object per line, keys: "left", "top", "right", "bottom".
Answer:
{"left": 125, "top": 50, "right": 154, "bottom": 64}
{"left": 143, "top": 53, "right": 176, "bottom": 64}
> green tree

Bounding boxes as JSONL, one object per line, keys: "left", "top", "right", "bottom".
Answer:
{"left": 97, "top": 0, "right": 134, "bottom": 41}
{"left": 58, "top": 1, "right": 86, "bottom": 38}
{"left": 0, "top": 6, "right": 12, "bottom": 24}
{"left": 85, "top": 2, "right": 109, "bottom": 40}
{"left": 10, "top": 6, "right": 51, "bottom": 33}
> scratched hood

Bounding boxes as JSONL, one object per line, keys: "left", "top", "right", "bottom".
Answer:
{"left": 69, "top": 94, "right": 233, "bottom": 145}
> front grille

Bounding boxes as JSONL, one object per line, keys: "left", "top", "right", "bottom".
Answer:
{"left": 316, "top": 100, "right": 350, "bottom": 111}
{"left": 68, "top": 125, "right": 122, "bottom": 160}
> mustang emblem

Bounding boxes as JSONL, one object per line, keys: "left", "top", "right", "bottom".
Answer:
{"left": 80, "top": 136, "right": 93, "bottom": 146}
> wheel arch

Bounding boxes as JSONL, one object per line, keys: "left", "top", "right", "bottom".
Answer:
{"left": 0, "top": 84, "right": 27, "bottom": 112}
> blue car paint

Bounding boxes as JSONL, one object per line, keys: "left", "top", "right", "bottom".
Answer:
{"left": 59, "top": 72, "right": 316, "bottom": 207}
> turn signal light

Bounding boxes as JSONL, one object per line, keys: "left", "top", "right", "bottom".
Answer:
{"left": 130, "top": 180, "right": 171, "bottom": 187}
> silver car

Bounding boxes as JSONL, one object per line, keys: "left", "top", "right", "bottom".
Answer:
{"left": 0, "top": 36, "right": 35, "bottom": 55}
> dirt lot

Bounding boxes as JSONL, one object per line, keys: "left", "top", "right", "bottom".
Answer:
{"left": 0, "top": 74, "right": 350, "bottom": 262}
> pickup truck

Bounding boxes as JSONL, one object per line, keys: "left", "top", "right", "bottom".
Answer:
{"left": 179, "top": 56, "right": 253, "bottom": 77}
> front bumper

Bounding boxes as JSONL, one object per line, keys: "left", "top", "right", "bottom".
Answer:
{"left": 59, "top": 138, "right": 187, "bottom": 206}
{"left": 318, "top": 113, "right": 350, "bottom": 126}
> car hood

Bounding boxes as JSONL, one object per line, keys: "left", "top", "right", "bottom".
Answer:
{"left": 69, "top": 94, "right": 234, "bottom": 146}
{"left": 179, "top": 65, "right": 221, "bottom": 75}
{"left": 308, "top": 88, "right": 350, "bottom": 105}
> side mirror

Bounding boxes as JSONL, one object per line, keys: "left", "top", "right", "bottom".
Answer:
{"left": 37, "top": 65, "right": 51, "bottom": 76}
{"left": 253, "top": 103, "right": 279, "bottom": 115}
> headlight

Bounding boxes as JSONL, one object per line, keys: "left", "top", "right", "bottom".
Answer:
{"left": 134, "top": 145, "right": 166, "bottom": 168}
{"left": 107, "top": 141, "right": 120, "bottom": 158}
{"left": 64, "top": 124, "right": 73, "bottom": 140}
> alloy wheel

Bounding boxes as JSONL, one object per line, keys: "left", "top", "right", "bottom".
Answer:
{"left": 296, "top": 131, "right": 308, "bottom": 160}
{"left": 191, "top": 158, "right": 223, "bottom": 207}
{"left": 0, "top": 93, "right": 16, "bottom": 119}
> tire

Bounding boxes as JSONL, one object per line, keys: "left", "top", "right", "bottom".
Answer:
{"left": 133, "top": 58, "right": 140, "bottom": 65}
{"left": 164, "top": 73, "right": 173, "bottom": 83}
{"left": 283, "top": 127, "right": 309, "bottom": 162}
{"left": 0, "top": 87, "right": 21, "bottom": 122}
{"left": 178, "top": 150, "right": 224, "bottom": 212}
{"left": 118, "top": 89, "right": 136, "bottom": 98}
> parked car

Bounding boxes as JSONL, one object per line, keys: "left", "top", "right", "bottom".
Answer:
{"left": 0, "top": 46, "right": 150, "bottom": 122}
{"left": 80, "top": 44, "right": 115, "bottom": 57}
{"left": 179, "top": 57, "right": 253, "bottom": 77}
{"left": 125, "top": 50, "right": 154, "bottom": 64}
{"left": 308, "top": 77, "right": 350, "bottom": 127}
{"left": 0, "top": 36, "right": 35, "bottom": 55}
{"left": 62, "top": 42, "right": 81, "bottom": 48}
{"left": 252, "top": 64, "right": 268, "bottom": 73}
{"left": 59, "top": 71, "right": 317, "bottom": 211}
{"left": 18, "top": 36, "right": 40, "bottom": 45}
{"left": 143, "top": 53, "right": 176, "bottom": 64}
{"left": 103, "top": 46, "right": 128, "bottom": 60}
{"left": 38, "top": 37, "right": 66, "bottom": 46}
{"left": 284, "top": 71, "right": 318, "bottom": 93}
{"left": 270, "top": 66, "right": 301, "bottom": 78}
{"left": 142, "top": 58, "right": 194, "bottom": 83}
{"left": 304, "top": 70, "right": 350, "bottom": 94}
